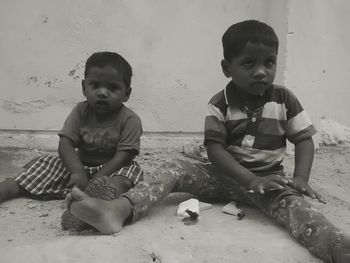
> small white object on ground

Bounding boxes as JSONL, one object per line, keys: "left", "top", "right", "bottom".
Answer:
{"left": 222, "top": 201, "right": 245, "bottom": 219}
{"left": 199, "top": 201, "right": 212, "bottom": 211}
{"left": 177, "top": 198, "right": 199, "bottom": 217}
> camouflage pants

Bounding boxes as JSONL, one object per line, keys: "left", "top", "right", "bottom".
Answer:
{"left": 122, "top": 158, "right": 342, "bottom": 263}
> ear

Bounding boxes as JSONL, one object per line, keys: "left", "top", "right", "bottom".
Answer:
{"left": 81, "top": 79, "right": 87, "bottom": 97}
{"left": 221, "top": 59, "right": 231, "bottom": 78}
{"left": 123, "top": 87, "right": 132, "bottom": 102}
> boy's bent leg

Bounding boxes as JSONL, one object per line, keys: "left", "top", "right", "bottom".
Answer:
{"left": 248, "top": 187, "right": 344, "bottom": 263}
{"left": 15, "top": 155, "right": 71, "bottom": 198}
{"left": 62, "top": 162, "right": 143, "bottom": 231}
{"left": 61, "top": 176, "right": 122, "bottom": 231}
{"left": 0, "top": 178, "right": 24, "bottom": 203}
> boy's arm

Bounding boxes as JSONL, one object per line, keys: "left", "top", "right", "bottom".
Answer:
{"left": 289, "top": 137, "right": 326, "bottom": 203}
{"left": 58, "top": 103, "right": 89, "bottom": 189}
{"left": 58, "top": 137, "right": 88, "bottom": 189}
{"left": 207, "top": 142, "right": 289, "bottom": 194}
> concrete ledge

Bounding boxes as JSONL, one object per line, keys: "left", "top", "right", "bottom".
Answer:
{"left": 1, "top": 124, "right": 349, "bottom": 153}
{"left": 0, "top": 130, "right": 204, "bottom": 151}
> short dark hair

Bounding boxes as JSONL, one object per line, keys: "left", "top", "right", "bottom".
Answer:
{"left": 84, "top": 52, "right": 132, "bottom": 87}
{"left": 222, "top": 20, "right": 279, "bottom": 61}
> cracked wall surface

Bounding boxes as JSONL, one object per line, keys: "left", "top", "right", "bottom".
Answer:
{"left": 0, "top": 0, "right": 349, "bottom": 132}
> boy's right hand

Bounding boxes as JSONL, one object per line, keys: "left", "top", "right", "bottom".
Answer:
{"left": 67, "top": 173, "right": 88, "bottom": 190}
{"left": 248, "top": 174, "right": 290, "bottom": 194}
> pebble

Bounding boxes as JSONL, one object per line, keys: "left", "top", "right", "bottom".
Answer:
{"left": 27, "top": 203, "right": 36, "bottom": 209}
{"left": 39, "top": 213, "right": 49, "bottom": 217}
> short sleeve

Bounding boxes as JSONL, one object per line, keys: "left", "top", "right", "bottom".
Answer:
{"left": 285, "top": 90, "right": 317, "bottom": 144}
{"left": 117, "top": 114, "right": 142, "bottom": 154}
{"left": 204, "top": 103, "right": 227, "bottom": 146}
{"left": 58, "top": 104, "right": 84, "bottom": 146}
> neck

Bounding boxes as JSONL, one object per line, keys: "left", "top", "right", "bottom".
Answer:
{"left": 94, "top": 106, "right": 123, "bottom": 123}
{"left": 240, "top": 92, "right": 266, "bottom": 109}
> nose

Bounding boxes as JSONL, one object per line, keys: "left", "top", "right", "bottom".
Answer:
{"left": 254, "top": 67, "right": 266, "bottom": 79}
{"left": 97, "top": 86, "right": 108, "bottom": 98}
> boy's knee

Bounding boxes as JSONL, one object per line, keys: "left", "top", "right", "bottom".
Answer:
{"left": 258, "top": 186, "right": 304, "bottom": 211}
{"left": 273, "top": 185, "right": 303, "bottom": 201}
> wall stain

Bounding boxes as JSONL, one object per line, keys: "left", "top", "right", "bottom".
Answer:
{"left": 68, "top": 62, "right": 84, "bottom": 80}
{"left": 68, "top": 69, "right": 76, "bottom": 76}
{"left": 41, "top": 15, "right": 48, "bottom": 24}
{"left": 175, "top": 79, "right": 188, "bottom": 90}
{"left": 2, "top": 100, "right": 50, "bottom": 114}
{"left": 28, "top": 76, "right": 38, "bottom": 83}
{"left": 26, "top": 76, "right": 62, "bottom": 89}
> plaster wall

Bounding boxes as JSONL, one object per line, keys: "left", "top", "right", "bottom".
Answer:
{"left": 0, "top": 0, "right": 284, "bottom": 132}
{"left": 1, "top": 0, "right": 348, "bottom": 133}
{"left": 285, "top": 0, "right": 350, "bottom": 127}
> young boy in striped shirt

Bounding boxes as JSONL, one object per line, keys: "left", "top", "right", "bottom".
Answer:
{"left": 0, "top": 52, "right": 143, "bottom": 230}
{"left": 66, "top": 21, "right": 349, "bottom": 262}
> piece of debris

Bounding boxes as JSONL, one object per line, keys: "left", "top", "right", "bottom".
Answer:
{"left": 39, "top": 213, "right": 49, "bottom": 217}
{"left": 142, "top": 243, "right": 162, "bottom": 263}
{"left": 222, "top": 201, "right": 245, "bottom": 220}
{"left": 185, "top": 209, "right": 199, "bottom": 220}
{"left": 199, "top": 201, "right": 212, "bottom": 211}
{"left": 182, "top": 209, "right": 199, "bottom": 225}
{"left": 176, "top": 198, "right": 199, "bottom": 217}
{"left": 27, "top": 203, "right": 36, "bottom": 209}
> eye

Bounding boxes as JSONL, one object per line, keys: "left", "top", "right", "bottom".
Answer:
{"left": 265, "top": 58, "right": 276, "bottom": 68}
{"left": 242, "top": 60, "right": 254, "bottom": 68}
{"left": 108, "top": 85, "right": 121, "bottom": 92}
{"left": 89, "top": 82, "right": 98, "bottom": 89}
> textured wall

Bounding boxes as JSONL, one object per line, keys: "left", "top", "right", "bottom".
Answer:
{"left": 285, "top": 0, "right": 350, "bottom": 127}
{"left": 0, "top": 0, "right": 287, "bottom": 132}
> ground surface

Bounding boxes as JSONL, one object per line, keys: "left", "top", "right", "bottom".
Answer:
{"left": 0, "top": 139, "right": 349, "bottom": 263}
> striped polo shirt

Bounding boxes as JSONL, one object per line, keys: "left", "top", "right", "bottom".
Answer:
{"left": 204, "top": 81, "right": 317, "bottom": 173}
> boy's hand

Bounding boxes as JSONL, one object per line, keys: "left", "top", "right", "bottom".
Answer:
{"left": 67, "top": 173, "right": 88, "bottom": 190}
{"left": 288, "top": 176, "right": 326, "bottom": 203}
{"left": 248, "top": 174, "right": 290, "bottom": 194}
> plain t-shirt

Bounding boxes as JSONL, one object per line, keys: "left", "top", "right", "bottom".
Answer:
{"left": 59, "top": 101, "right": 142, "bottom": 166}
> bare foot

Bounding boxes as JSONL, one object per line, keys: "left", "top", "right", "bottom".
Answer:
{"left": 332, "top": 234, "right": 350, "bottom": 263}
{"left": 61, "top": 176, "right": 123, "bottom": 231}
{"left": 69, "top": 187, "right": 132, "bottom": 234}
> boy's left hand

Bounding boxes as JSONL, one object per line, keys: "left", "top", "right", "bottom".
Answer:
{"left": 288, "top": 176, "right": 326, "bottom": 204}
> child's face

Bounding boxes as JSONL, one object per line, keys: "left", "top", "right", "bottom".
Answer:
{"left": 222, "top": 41, "right": 277, "bottom": 96}
{"left": 82, "top": 66, "right": 131, "bottom": 116}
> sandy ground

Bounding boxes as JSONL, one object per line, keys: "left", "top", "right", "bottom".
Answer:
{"left": 0, "top": 139, "right": 349, "bottom": 263}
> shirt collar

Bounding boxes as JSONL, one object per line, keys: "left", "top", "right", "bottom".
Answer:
{"left": 224, "top": 81, "right": 274, "bottom": 110}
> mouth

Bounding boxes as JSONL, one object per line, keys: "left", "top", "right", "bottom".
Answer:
{"left": 247, "top": 82, "right": 270, "bottom": 96}
{"left": 251, "top": 81, "right": 268, "bottom": 87}
{"left": 95, "top": 100, "right": 109, "bottom": 108}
